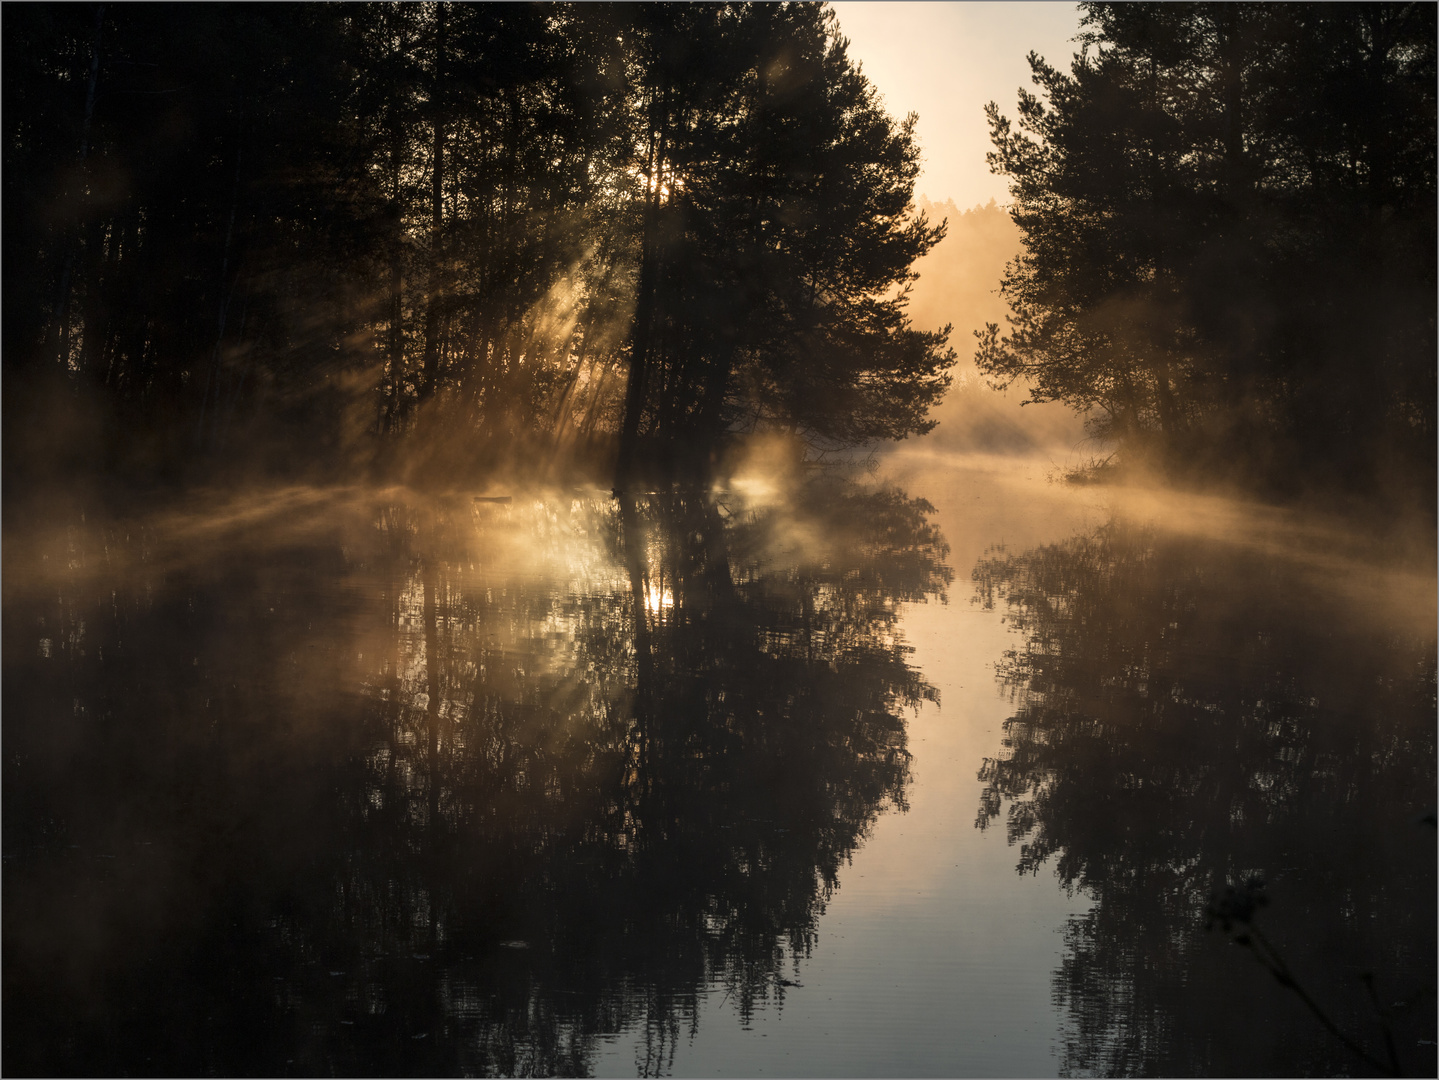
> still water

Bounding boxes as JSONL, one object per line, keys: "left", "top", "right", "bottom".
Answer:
{"left": 5, "top": 450, "right": 1434, "bottom": 1077}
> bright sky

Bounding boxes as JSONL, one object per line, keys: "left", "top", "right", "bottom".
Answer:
{"left": 830, "top": 2, "right": 1084, "bottom": 210}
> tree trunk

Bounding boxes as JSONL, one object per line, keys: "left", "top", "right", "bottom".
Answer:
{"left": 384, "top": 120, "right": 406, "bottom": 434}
{"left": 1150, "top": 354, "right": 1182, "bottom": 442}
{"left": 615, "top": 103, "right": 669, "bottom": 490}
{"left": 48, "top": 3, "right": 105, "bottom": 372}
{"left": 196, "top": 129, "right": 244, "bottom": 451}
{"left": 418, "top": 2, "right": 448, "bottom": 407}
{"left": 79, "top": 217, "right": 110, "bottom": 384}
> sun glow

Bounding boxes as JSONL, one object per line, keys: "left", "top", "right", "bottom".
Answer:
{"left": 625, "top": 162, "right": 685, "bottom": 203}
{"left": 644, "top": 581, "right": 674, "bottom": 614}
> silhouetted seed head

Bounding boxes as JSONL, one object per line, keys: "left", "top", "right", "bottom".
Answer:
{"left": 1204, "top": 876, "right": 1268, "bottom": 933}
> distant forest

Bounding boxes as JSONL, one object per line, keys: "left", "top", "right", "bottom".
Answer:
{"left": 978, "top": 2, "right": 1436, "bottom": 503}
{"left": 5, "top": 2, "right": 953, "bottom": 488}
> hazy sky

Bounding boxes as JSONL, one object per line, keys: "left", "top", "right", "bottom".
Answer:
{"left": 830, "top": 2, "right": 1084, "bottom": 210}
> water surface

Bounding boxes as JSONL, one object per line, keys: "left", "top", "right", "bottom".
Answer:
{"left": 5, "top": 452, "right": 1434, "bottom": 1076}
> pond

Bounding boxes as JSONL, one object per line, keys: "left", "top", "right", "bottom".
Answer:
{"left": 4, "top": 449, "right": 1434, "bottom": 1077}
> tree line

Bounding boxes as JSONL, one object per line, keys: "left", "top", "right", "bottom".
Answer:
{"left": 4, "top": 2, "right": 953, "bottom": 487}
{"left": 977, "top": 2, "right": 1435, "bottom": 503}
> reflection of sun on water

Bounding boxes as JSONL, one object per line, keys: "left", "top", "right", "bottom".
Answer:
{"left": 644, "top": 582, "right": 674, "bottom": 614}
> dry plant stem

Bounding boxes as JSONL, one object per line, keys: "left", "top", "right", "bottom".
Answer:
{"left": 1241, "top": 924, "right": 1400, "bottom": 1077}
{"left": 1361, "top": 972, "right": 1404, "bottom": 1078}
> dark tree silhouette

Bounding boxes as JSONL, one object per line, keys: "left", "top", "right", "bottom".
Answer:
{"left": 975, "top": 2, "right": 1436, "bottom": 502}
{"left": 614, "top": 4, "right": 953, "bottom": 486}
{"left": 3, "top": 2, "right": 954, "bottom": 491}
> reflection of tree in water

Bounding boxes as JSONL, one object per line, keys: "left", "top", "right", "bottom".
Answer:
{"left": 3, "top": 482, "right": 948, "bottom": 1076}
{"left": 972, "top": 522, "right": 1436, "bottom": 1077}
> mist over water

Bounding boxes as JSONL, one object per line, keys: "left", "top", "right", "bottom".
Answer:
{"left": 6, "top": 437, "right": 1433, "bottom": 1076}
{"left": 5, "top": 472, "right": 945, "bottom": 1075}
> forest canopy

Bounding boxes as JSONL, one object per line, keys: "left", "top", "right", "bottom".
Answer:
{"left": 3, "top": 2, "right": 954, "bottom": 489}
{"left": 976, "top": 1, "right": 1436, "bottom": 502}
